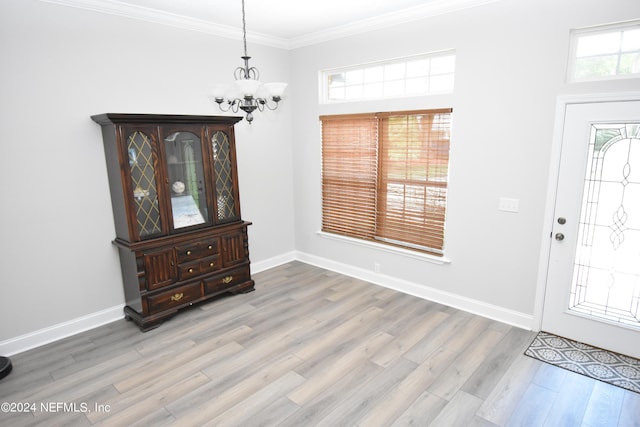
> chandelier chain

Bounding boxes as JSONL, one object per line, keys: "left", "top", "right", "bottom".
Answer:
{"left": 241, "top": 0, "right": 248, "bottom": 58}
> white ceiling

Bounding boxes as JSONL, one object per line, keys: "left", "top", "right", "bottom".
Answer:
{"left": 41, "top": 0, "right": 499, "bottom": 49}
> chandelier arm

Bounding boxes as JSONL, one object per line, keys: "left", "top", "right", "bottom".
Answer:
{"left": 214, "top": 99, "right": 233, "bottom": 113}
{"left": 248, "top": 66, "right": 259, "bottom": 80}
{"left": 234, "top": 63, "right": 260, "bottom": 80}
{"left": 258, "top": 98, "right": 281, "bottom": 111}
{"left": 234, "top": 66, "right": 246, "bottom": 80}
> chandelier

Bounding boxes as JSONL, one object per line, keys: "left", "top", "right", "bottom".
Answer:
{"left": 212, "top": 0, "right": 287, "bottom": 124}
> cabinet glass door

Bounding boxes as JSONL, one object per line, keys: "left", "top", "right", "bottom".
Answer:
{"left": 127, "top": 131, "right": 162, "bottom": 238}
{"left": 212, "top": 130, "right": 238, "bottom": 222}
{"left": 164, "top": 131, "right": 209, "bottom": 229}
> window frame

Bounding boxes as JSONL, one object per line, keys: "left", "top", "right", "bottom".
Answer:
{"left": 319, "top": 50, "right": 456, "bottom": 104}
{"left": 567, "top": 20, "right": 640, "bottom": 83}
{"left": 320, "top": 108, "right": 452, "bottom": 257}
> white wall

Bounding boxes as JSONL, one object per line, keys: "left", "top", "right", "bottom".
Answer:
{"left": 1, "top": 0, "right": 637, "bottom": 353}
{"left": 290, "top": 0, "right": 640, "bottom": 325}
{"left": 0, "top": 0, "right": 294, "bottom": 348}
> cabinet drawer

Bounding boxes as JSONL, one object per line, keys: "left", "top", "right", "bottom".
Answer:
{"left": 178, "top": 255, "right": 219, "bottom": 280}
{"left": 176, "top": 239, "right": 219, "bottom": 263}
{"left": 146, "top": 282, "right": 202, "bottom": 314}
{"left": 201, "top": 255, "right": 220, "bottom": 275}
{"left": 204, "top": 266, "right": 251, "bottom": 295}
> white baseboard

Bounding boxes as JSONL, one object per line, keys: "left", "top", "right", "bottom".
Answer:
{"left": 251, "top": 251, "right": 297, "bottom": 274}
{"left": 295, "top": 251, "right": 535, "bottom": 330}
{"left": 1, "top": 250, "right": 535, "bottom": 355}
{"left": 0, "top": 253, "right": 298, "bottom": 356}
{"left": 0, "top": 305, "right": 124, "bottom": 356}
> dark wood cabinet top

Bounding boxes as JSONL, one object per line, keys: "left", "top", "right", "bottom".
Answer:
{"left": 91, "top": 113, "right": 243, "bottom": 126}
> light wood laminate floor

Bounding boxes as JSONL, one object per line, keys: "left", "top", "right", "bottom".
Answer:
{"left": 1, "top": 262, "right": 639, "bottom": 426}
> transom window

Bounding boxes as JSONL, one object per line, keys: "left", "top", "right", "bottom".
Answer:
{"left": 568, "top": 20, "right": 640, "bottom": 82}
{"left": 320, "top": 51, "right": 455, "bottom": 103}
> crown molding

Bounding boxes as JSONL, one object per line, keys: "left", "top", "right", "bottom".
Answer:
{"left": 39, "top": 0, "right": 290, "bottom": 49}
{"left": 288, "top": 0, "right": 501, "bottom": 49}
{"left": 40, "top": 0, "right": 501, "bottom": 50}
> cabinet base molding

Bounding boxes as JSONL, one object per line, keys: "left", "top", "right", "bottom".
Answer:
{"left": 123, "top": 278, "right": 254, "bottom": 331}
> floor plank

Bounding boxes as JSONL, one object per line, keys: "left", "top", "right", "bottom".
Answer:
{"left": 1, "top": 261, "right": 638, "bottom": 427}
{"left": 581, "top": 381, "right": 625, "bottom": 427}
{"left": 475, "top": 355, "right": 541, "bottom": 425}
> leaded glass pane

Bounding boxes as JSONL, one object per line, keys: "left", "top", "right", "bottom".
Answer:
{"left": 212, "top": 131, "right": 236, "bottom": 221}
{"left": 127, "top": 131, "right": 162, "bottom": 237}
{"left": 570, "top": 123, "right": 640, "bottom": 328}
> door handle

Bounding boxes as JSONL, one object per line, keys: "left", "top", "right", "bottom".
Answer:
{"left": 555, "top": 233, "right": 565, "bottom": 241}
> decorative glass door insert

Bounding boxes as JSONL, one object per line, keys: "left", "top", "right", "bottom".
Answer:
{"left": 212, "top": 131, "right": 237, "bottom": 222}
{"left": 127, "top": 131, "right": 162, "bottom": 238}
{"left": 570, "top": 122, "right": 640, "bottom": 328}
{"left": 164, "top": 131, "right": 209, "bottom": 229}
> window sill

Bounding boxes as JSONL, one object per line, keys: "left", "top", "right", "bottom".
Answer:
{"left": 316, "top": 231, "right": 452, "bottom": 265}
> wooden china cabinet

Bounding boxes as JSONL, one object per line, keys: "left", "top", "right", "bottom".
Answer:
{"left": 92, "top": 114, "right": 254, "bottom": 331}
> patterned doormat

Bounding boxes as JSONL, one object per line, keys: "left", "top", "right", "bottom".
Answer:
{"left": 524, "top": 331, "right": 640, "bottom": 393}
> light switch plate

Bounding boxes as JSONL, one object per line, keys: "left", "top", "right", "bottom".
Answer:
{"left": 499, "top": 197, "right": 519, "bottom": 213}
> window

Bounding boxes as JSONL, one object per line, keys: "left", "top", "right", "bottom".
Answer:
{"left": 568, "top": 20, "right": 640, "bottom": 82}
{"left": 320, "top": 51, "right": 455, "bottom": 103}
{"left": 321, "top": 109, "right": 452, "bottom": 255}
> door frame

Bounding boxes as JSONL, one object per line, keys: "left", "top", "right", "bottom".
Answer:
{"left": 533, "top": 91, "right": 640, "bottom": 332}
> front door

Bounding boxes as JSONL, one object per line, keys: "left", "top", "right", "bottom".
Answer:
{"left": 541, "top": 96, "right": 640, "bottom": 358}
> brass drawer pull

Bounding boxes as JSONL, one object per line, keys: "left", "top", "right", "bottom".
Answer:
{"left": 186, "top": 250, "right": 192, "bottom": 256}
{"left": 209, "top": 262, "right": 215, "bottom": 267}
{"left": 207, "top": 245, "right": 213, "bottom": 250}
{"left": 222, "top": 276, "right": 233, "bottom": 284}
{"left": 188, "top": 268, "right": 194, "bottom": 273}
{"left": 171, "top": 292, "right": 184, "bottom": 302}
